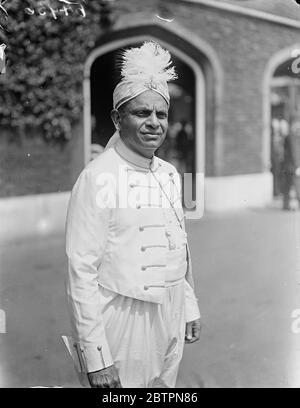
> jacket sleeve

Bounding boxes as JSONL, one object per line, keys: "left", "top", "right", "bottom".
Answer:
{"left": 184, "top": 243, "right": 201, "bottom": 322}
{"left": 173, "top": 166, "right": 201, "bottom": 322}
{"left": 65, "top": 167, "right": 114, "bottom": 373}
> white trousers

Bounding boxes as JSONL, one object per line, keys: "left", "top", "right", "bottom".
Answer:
{"left": 99, "top": 279, "right": 186, "bottom": 388}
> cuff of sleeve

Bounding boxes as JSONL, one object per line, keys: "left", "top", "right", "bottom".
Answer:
{"left": 184, "top": 280, "right": 201, "bottom": 322}
{"left": 185, "top": 297, "right": 201, "bottom": 323}
{"left": 79, "top": 337, "right": 114, "bottom": 373}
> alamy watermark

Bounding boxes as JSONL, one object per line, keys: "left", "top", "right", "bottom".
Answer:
{"left": 93, "top": 165, "right": 204, "bottom": 220}
{"left": 291, "top": 308, "right": 300, "bottom": 334}
{"left": 0, "top": 309, "right": 6, "bottom": 334}
{"left": 291, "top": 49, "right": 300, "bottom": 74}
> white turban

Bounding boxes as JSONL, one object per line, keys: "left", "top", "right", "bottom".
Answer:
{"left": 112, "top": 41, "right": 177, "bottom": 110}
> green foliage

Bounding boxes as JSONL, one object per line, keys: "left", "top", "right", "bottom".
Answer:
{"left": 0, "top": 0, "right": 106, "bottom": 142}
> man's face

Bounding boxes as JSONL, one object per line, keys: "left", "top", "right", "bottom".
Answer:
{"left": 113, "top": 90, "right": 169, "bottom": 158}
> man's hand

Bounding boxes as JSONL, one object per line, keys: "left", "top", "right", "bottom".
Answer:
{"left": 185, "top": 318, "right": 201, "bottom": 344}
{"left": 87, "top": 365, "right": 122, "bottom": 388}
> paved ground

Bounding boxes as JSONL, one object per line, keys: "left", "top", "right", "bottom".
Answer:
{"left": 0, "top": 207, "right": 300, "bottom": 388}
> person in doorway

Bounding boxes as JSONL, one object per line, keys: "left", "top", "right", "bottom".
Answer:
{"left": 271, "top": 118, "right": 284, "bottom": 197}
{"left": 281, "top": 116, "right": 300, "bottom": 210}
{"left": 290, "top": 116, "right": 300, "bottom": 209}
{"left": 175, "top": 119, "right": 193, "bottom": 174}
{"left": 64, "top": 41, "right": 201, "bottom": 388}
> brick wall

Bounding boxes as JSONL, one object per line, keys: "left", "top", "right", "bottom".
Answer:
{"left": 0, "top": 127, "right": 79, "bottom": 198}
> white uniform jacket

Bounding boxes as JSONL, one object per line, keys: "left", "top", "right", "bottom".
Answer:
{"left": 65, "top": 138, "right": 200, "bottom": 372}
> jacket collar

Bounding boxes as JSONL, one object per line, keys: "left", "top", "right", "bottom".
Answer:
{"left": 114, "top": 137, "right": 160, "bottom": 171}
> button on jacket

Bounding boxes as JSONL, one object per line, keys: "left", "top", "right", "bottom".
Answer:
{"left": 65, "top": 137, "right": 200, "bottom": 373}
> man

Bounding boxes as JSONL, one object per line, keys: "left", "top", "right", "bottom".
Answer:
{"left": 290, "top": 116, "right": 300, "bottom": 209}
{"left": 65, "top": 41, "right": 201, "bottom": 388}
{"left": 281, "top": 116, "right": 300, "bottom": 210}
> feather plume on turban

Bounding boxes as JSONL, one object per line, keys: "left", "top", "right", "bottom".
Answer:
{"left": 113, "top": 41, "right": 177, "bottom": 110}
